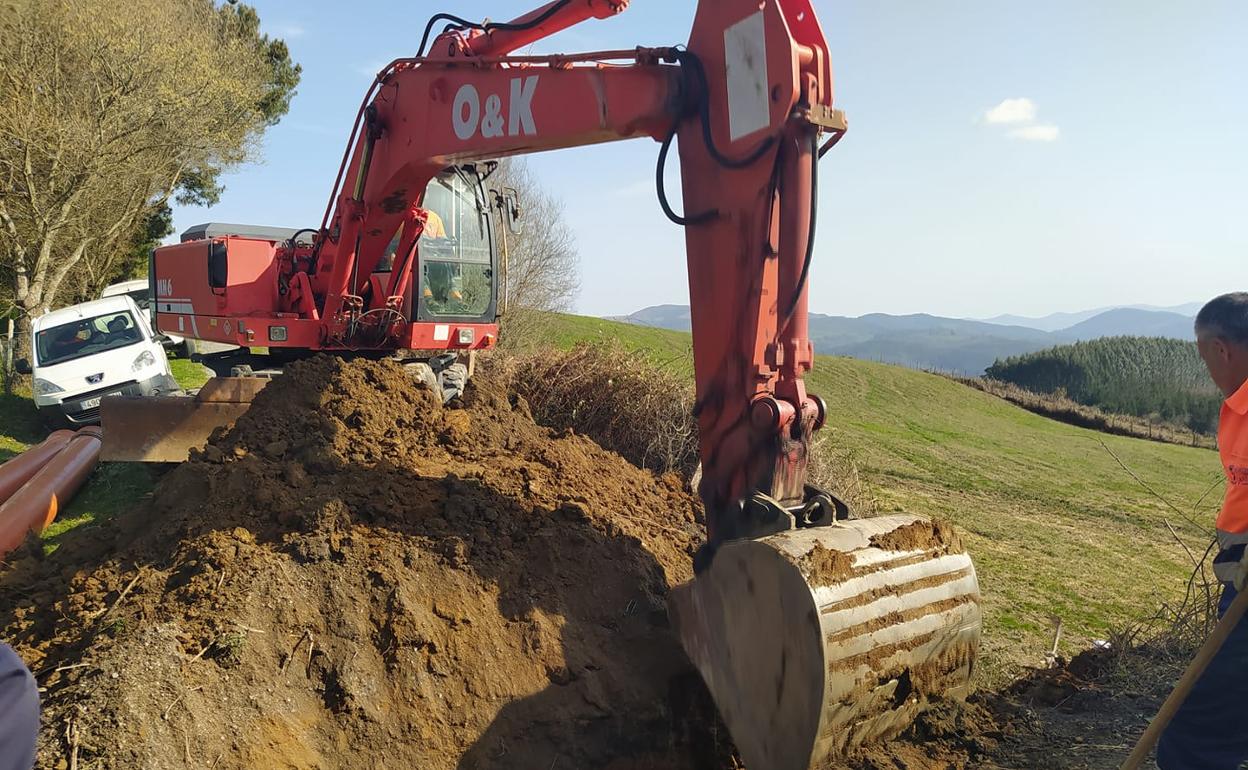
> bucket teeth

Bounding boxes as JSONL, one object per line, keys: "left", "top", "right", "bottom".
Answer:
{"left": 669, "top": 514, "right": 982, "bottom": 770}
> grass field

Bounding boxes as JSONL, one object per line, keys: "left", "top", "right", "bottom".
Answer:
{"left": 806, "top": 355, "right": 1218, "bottom": 683}
{"left": 532, "top": 313, "right": 696, "bottom": 364}
{"left": 169, "top": 356, "right": 212, "bottom": 389}
{"left": 2, "top": 322, "right": 1223, "bottom": 684}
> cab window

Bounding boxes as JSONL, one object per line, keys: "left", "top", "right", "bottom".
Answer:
{"left": 418, "top": 171, "right": 494, "bottom": 319}
{"left": 378, "top": 169, "right": 495, "bottom": 321}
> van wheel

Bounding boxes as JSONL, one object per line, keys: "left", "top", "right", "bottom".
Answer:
{"left": 182, "top": 339, "right": 199, "bottom": 359}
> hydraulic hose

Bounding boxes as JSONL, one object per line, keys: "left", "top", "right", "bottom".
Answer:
{"left": 782, "top": 132, "right": 820, "bottom": 326}
{"left": 416, "top": 0, "right": 573, "bottom": 58}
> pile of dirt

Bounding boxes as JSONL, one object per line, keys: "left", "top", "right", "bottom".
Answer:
{"left": 844, "top": 653, "right": 1148, "bottom": 770}
{"left": 1, "top": 355, "right": 1130, "bottom": 769}
{"left": 0, "top": 356, "right": 730, "bottom": 769}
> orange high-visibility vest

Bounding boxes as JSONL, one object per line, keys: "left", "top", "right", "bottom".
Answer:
{"left": 1214, "top": 380, "right": 1248, "bottom": 581}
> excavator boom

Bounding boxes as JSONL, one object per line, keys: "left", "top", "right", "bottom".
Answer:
{"left": 107, "top": 2, "right": 983, "bottom": 765}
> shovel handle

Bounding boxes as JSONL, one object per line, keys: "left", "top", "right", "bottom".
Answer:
{"left": 1120, "top": 586, "right": 1248, "bottom": 770}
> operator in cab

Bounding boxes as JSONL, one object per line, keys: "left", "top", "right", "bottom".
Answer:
{"left": 418, "top": 208, "right": 467, "bottom": 310}
{"left": 1157, "top": 292, "right": 1248, "bottom": 768}
{"left": 377, "top": 209, "right": 447, "bottom": 272}
{"left": 423, "top": 208, "right": 446, "bottom": 239}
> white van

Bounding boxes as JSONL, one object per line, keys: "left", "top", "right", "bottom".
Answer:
{"left": 100, "top": 278, "right": 186, "bottom": 352}
{"left": 16, "top": 295, "right": 179, "bottom": 426}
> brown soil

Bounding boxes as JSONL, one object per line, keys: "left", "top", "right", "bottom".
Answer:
{"left": 869, "top": 518, "right": 964, "bottom": 553}
{"left": 0, "top": 356, "right": 1164, "bottom": 769}
{"left": 801, "top": 542, "right": 856, "bottom": 585}
{"left": 833, "top": 649, "right": 1169, "bottom": 770}
{"left": 1, "top": 357, "right": 727, "bottom": 770}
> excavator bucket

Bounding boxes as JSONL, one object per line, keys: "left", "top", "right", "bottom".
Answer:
{"left": 100, "top": 377, "right": 269, "bottom": 462}
{"left": 669, "top": 513, "right": 981, "bottom": 770}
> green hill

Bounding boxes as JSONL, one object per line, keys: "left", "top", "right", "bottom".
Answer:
{"left": 987, "top": 336, "right": 1221, "bottom": 432}
{"left": 542, "top": 314, "right": 1221, "bottom": 685}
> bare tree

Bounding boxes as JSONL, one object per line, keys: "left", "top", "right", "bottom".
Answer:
{"left": 0, "top": 0, "right": 299, "bottom": 355}
{"left": 487, "top": 159, "right": 580, "bottom": 347}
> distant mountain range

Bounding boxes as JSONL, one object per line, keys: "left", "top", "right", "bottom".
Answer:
{"left": 980, "top": 302, "right": 1203, "bottom": 332}
{"left": 607, "top": 303, "right": 1199, "bottom": 374}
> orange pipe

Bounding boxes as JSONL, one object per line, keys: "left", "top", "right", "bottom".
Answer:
{"left": 0, "top": 428, "right": 102, "bottom": 557}
{"left": 0, "top": 430, "right": 75, "bottom": 504}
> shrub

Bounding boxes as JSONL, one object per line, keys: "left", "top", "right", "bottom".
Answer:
{"left": 500, "top": 344, "right": 880, "bottom": 518}
{"left": 502, "top": 343, "right": 699, "bottom": 478}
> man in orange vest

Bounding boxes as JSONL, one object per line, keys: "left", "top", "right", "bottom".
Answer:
{"left": 1157, "top": 292, "right": 1248, "bottom": 769}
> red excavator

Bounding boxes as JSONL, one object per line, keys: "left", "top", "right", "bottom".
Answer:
{"left": 101, "top": 2, "right": 982, "bottom": 767}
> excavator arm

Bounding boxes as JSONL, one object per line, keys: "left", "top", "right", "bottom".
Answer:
{"left": 302, "top": 4, "right": 981, "bottom": 768}
{"left": 313, "top": 0, "right": 844, "bottom": 550}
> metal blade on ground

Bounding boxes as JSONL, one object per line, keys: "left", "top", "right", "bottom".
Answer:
{"left": 100, "top": 377, "right": 269, "bottom": 462}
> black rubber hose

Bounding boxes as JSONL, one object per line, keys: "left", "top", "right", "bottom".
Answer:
{"left": 818, "top": 129, "right": 846, "bottom": 158}
{"left": 287, "top": 228, "right": 319, "bottom": 247}
{"left": 655, "top": 126, "right": 717, "bottom": 226}
{"left": 676, "top": 51, "right": 776, "bottom": 169}
{"left": 417, "top": 0, "right": 573, "bottom": 57}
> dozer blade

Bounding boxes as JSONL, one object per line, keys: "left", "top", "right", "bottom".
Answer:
{"left": 669, "top": 513, "right": 981, "bottom": 770}
{"left": 100, "top": 377, "right": 269, "bottom": 462}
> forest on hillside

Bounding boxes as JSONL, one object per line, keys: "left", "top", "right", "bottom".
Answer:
{"left": 986, "top": 336, "right": 1222, "bottom": 433}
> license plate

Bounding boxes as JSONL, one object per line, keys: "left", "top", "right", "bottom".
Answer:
{"left": 80, "top": 396, "right": 102, "bottom": 410}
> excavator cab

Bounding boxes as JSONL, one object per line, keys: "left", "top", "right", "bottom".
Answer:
{"left": 375, "top": 166, "right": 502, "bottom": 325}
{"left": 100, "top": 166, "right": 507, "bottom": 462}
{"left": 412, "top": 167, "right": 500, "bottom": 323}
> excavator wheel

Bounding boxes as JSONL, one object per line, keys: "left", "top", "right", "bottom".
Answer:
{"left": 669, "top": 513, "right": 981, "bottom": 770}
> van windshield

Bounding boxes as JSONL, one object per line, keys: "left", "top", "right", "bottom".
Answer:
{"left": 36, "top": 310, "right": 144, "bottom": 366}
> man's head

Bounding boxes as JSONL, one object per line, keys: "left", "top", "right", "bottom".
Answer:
{"left": 1195, "top": 292, "right": 1248, "bottom": 397}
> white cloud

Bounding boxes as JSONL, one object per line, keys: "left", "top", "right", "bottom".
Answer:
{"left": 980, "top": 98, "right": 1061, "bottom": 141}
{"left": 1008, "top": 124, "right": 1060, "bottom": 142}
{"left": 983, "top": 98, "right": 1037, "bottom": 125}
{"left": 274, "top": 23, "right": 306, "bottom": 38}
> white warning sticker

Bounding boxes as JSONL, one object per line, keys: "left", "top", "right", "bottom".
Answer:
{"left": 723, "top": 11, "right": 770, "bottom": 142}
{"left": 434, "top": 324, "right": 450, "bottom": 341}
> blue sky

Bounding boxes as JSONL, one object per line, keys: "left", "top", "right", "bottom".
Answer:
{"left": 171, "top": 1, "right": 1248, "bottom": 319}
